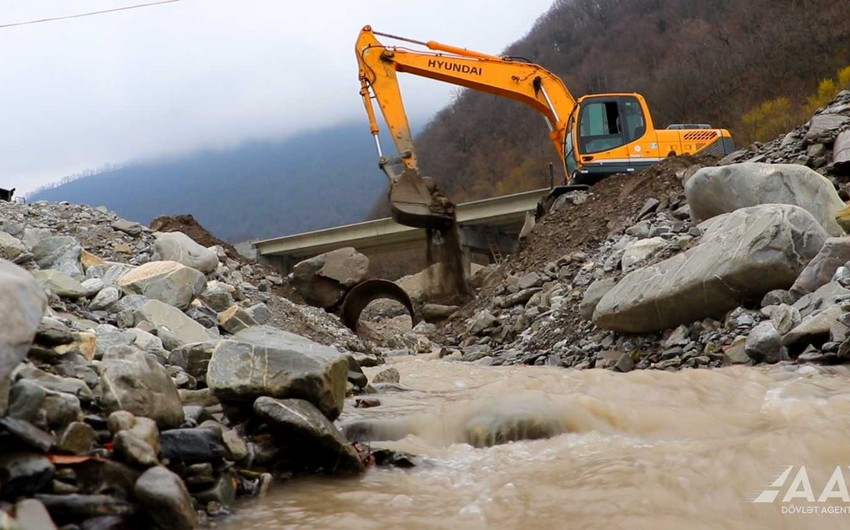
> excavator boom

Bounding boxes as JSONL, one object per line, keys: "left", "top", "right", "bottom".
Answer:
{"left": 355, "top": 25, "right": 577, "bottom": 229}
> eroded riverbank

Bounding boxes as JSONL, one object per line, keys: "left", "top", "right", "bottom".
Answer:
{"left": 223, "top": 358, "right": 850, "bottom": 529}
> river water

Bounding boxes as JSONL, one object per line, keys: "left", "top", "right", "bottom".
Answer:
{"left": 222, "top": 358, "right": 850, "bottom": 529}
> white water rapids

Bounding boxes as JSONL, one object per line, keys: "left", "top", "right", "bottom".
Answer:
{"left": 222, "top": 358, "right": 850, "bottom": 529}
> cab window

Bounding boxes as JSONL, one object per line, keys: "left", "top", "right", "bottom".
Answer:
{"left": 578, "top": 96, "right": 645, "bottom": 154}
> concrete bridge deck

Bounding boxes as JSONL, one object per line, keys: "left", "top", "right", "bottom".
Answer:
{"left": 253, "top": 187, "right": 549, "bottom": 269}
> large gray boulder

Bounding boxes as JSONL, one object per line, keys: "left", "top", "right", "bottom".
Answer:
{"left": 31, "top": 236, "right": 84, "bottom": 279}
{"left": 0, "top": 231, "right": 30, "bottom": 264}
{"left": 32, "top": 270, "right": 86, "bottom": 299}
{"left": 100, "top": 345, "right": 184, "bottom": 429}
{"left": 153, "top": 232, "right": 218, "bottom": 274}
{"left": 790, "top": 237, "right": 850, "bottom": 299}
{"left": 118, "top": 261, "right": 205, "bottom": 310}
{"left": 685, "top": 163, "right": 845, "bottom": 236}
{"left": 291, "top": 247, "right": 369, "bottom": 308}
{"left": 206, "top": 326, "right": 348, "bottom": 420}
{"left": 594, "top": 205, "right": 828, "bottom": 332}
{"left": 134, "top": 466, "right": 197, "bottom": 530}
{"left": 0, "top": 260, "right": 48, "bottom": 414}
{"left": 134, "top": 299, "right": 214, "bottom": 349}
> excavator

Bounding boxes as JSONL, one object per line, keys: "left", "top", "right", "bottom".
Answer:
{"left": 355, "top": 25, "right": 735, "bottom": 230}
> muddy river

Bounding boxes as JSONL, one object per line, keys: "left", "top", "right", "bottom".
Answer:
{"left": 222, "top": 358, "right": 850, "bottom": 529}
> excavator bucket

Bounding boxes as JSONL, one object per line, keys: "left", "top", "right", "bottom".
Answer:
{"left": 389, "top": 168, "right": 455, "bottom": 230}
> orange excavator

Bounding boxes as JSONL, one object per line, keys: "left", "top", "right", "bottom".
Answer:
{"left": 355, "top": 25, "right": 734, "bottom": 230}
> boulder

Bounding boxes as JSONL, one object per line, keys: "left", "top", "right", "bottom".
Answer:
{"left": 685, "top": 163, "right": 845, "bottom": 236}
{"left": 153, "top": 231, "right": 218, "bottom": 274}
{"left": 0, "top": 231, "right": 29, "bottom": 264}
{"left": 199, "top": 282, "right": 234, "bottom": 312}
{"left": 32, "top": 236, "right": 83, "bottom": 279}
{"left": 594, "top": 205, "right": 828, "bottom": 333}
{"left": 32, "top": 270, "right": 87, "bottom": 299}
{"left": 253, "top": 397, "right": 364, "bottom": 474}
{"left": 292, "top": 247, "right": 369, "bottom": 308}
{"left": 89, "top": 286, "right": 122, "bottom": 310}
{"left": 206, "top": 326, "right": 348, "bottom": 420}
{"left": 167, "top": 341, "right": 220, "bottom": 379}
{"left": 134, "top": 466, "right": 197, "bottom": 530}
{"left": 100, "top": 345, "right": 184, "bottom": 429}
{"left": 579, "top": 278, "right": 617, "bottom": 321}
{"left": 1, "top": 260, "right": 48, "bottom": 414}
{"left": 217, "top": 305, "right": 257, "bottom": 334}
{"left": 118, "top": 261, "right": 205, "bottom": 310}
{"left": 745, "top": 321, "right": 783, "bottom": 363}
{"left": 790, "top": 237, "right": 850, "bottom": 299}
{"left": 134, "top": 299, "right": 213, "bottom": 349}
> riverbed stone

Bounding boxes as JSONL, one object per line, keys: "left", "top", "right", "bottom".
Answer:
{"left": 32, "top": 269, "right": 86, "bottom": 299}
{"left": 207, "top": 326, "right": 348, "bottom": 420}
{"left": 253, "top": 397, "right": 364, "bottom": 475}
{"left": 32, "top": 236, "right": 83, "bottom": 279}
{"left": 118, "top": 260, "right": 205, "bottom": 310}
{"left": 153, "top": 231, "right": 219, "bottom": 274}
{"left": 372, "top": 367, "right": 400, "bottom": 384}
{"left": 0, "top": 231, "right": 29, "bottom": 264}
{"left": 291, "top": 247, "right": 369, "bottom": 308}
{"left": 579, "top": 278, "right": 617, "bottom": 321}
{"left": 593, "top": 205, "right": 828, "bottom": 332}
{"left": 134, "top": 466, "right": 197, "bottom": 530}
{"left": 100, "top": 345, "right": 184, "bottom": 429}
{"left": 0, "top": 453, "right": 55, "bottom": 497}
{"left": 113, "top": 430, "right": 158, "bottom": 468}
{"left": 790, "top": 237, "right": 850, "bottom": 299}
{"left": 217, "top": 305, "right": 257, "bottom": 334}
{"left": 55, "top": 421, "right": 96, "bottom": 454}
{"left": 134, "top": 299, "right": 213, "bottom": 349}
{"left": 159, "top": 428, "right": 226, "bottom": 464}
{"left": 745, "top": 321, "right": 783, "bottom": 363}
{"left": 621, "top": 237, "right": 665, "bottom": 271}
{"left": 1, "top": 260, "right": 49, "bottom": 415}
{"left": 685, "top": 163, "right": 846, "bottom": 236}
{"left": 89, "top": 286, "right": 121, "bottom": 310}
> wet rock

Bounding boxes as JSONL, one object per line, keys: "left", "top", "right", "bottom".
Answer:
{"left": 118, "top": 261, "right": 205, "bottom": 310}
{"left": 134, "top": 299, "right": 213, "bottom": 349}
{"left": 763, "top": 304, "right": 802, "bottom": 335}
{"left": 134, "top": 466, "right": 197, "bottom": 530}
{"left": 56, "top": 421, "right": 96, "bottom": 454}
{"left": 159, "top": 428, "right": 226, "bottom": 464}
{"left": 36, "top": 494, "right": 134, "bottom": 521}
{"left": 291, "top": 247, "right": 369, "bottom": 308}
{"left": 194, "top": 472, "right": 237, "bottom": 507}
{"left": 32, "top": 236, "right": 83, "bottom": 279}
{"left": 253, "top": 397, "right": 364, "bottom": 474}
{"left": 594, "top": 205, "right": 828, "bottom": 332}
{"left": 793, "top": 281, "right": 850, "bottom": 318}
{"left": 685, "top": 163, "right": 845, "bottom": 236}
{"left": 100, "top": 345, "right": 183, "bottom": 429}
{"left": 153, "top": 231, "right": 219, "bottom": 274}
{"left": 207, "top": 326, "right": 348, "bottom": 421}
{"left": 0, "top": 416, "right": 55, "bottom": 452}
{"left": 222, "top": 430, "right": 249, "bottom": 461}
{"left": 112, "top": 431, "right": 158, "bottom": 468}
{"left": 745, "top": 321, "right": 783, "bottom": 363}
{"left": 372, "top": 366, "right": 400, "bottom": 384}
{"left": 0, "top": 453, "right": 55, "bottom": 497}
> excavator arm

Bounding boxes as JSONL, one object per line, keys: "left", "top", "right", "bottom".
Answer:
{"left": 355, "top": 25, "right": 577, "bottom": 229}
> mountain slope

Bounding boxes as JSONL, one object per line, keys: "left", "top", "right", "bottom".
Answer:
{"left": 30, "top": 123, "right": 387, "bottom": 242}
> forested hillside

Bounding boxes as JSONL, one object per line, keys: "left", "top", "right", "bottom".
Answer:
{"left": 378, "top": 0, "right": 850, "bottom": 214}
{"left": 30, "top": 123, "right": 386, "bottom": 242}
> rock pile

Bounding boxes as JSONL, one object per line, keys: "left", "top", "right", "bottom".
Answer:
{"left": 428, "top": 92, "right": 850, "bottom": 372}
{"left": 0, "top": 199, "right": 381, "bottom": 528}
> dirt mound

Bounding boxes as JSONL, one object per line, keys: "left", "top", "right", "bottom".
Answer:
{"left": 511, "top": 155, "right": 712, "bottom": 273}
{"left": 150, "top": 214, "right": 243, "bottom": 262}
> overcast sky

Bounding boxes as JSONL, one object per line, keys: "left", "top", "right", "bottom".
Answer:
{"left": 0, "top": 0, "right": 553, "bottom": 195}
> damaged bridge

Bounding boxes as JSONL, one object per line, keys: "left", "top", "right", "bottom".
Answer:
{"left": 253, "top": 188, "right": 549, "bottom": 272}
